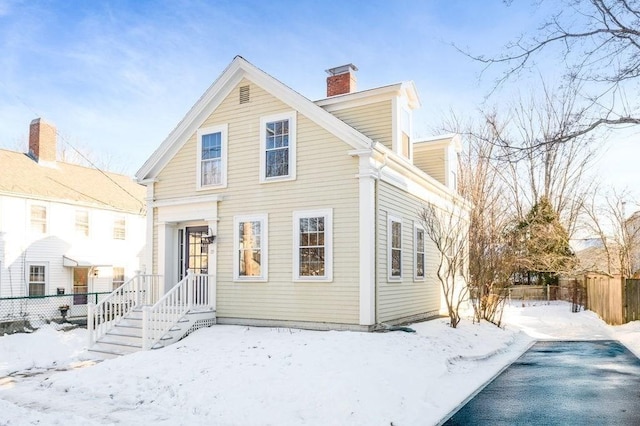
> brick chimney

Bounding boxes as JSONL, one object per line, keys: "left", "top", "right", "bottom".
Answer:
{"left": 326, "top": 64, "right": 358, "bottom": 97}
{"left": 29, "top": 118, "right": 57, "bottom": 163}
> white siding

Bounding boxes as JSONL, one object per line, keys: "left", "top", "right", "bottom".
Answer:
{"left": 0, "top": 194, "right": 145, "bottom": 300}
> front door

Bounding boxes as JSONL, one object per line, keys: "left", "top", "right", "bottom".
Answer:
{"left": 73, "top": 268, "right": 89, "bottom": 305}
{"left": 179, "top": 226, "right": 209, "bottom": 280}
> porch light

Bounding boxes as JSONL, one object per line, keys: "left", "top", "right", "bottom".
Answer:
{"left": 201, "top": 229, "right": 216, "bottom": 245}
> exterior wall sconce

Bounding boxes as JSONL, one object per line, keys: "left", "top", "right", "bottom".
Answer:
{"left": 201, "top": 229, "right": 216, "bottom": 245}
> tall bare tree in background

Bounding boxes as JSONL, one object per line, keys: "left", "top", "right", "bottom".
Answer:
{"left": 463, "top": 0, "right": 640, "bottom": 145}
{"left": 483, "top": 84, "right": 596, "bottom": 238}
{"left": 582, "top": 188, "right": 640, "bottom": 276}
{"left": 449, "top": 116, "right": 517, "bottom": 326}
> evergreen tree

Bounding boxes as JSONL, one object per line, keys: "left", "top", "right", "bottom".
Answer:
{"left": 512, "top": 196, "right": 576, "bottom": 284}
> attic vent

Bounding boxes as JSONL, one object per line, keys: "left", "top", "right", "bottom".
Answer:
{"left": 239, "top": 85, "right": 250, "bottom": 104}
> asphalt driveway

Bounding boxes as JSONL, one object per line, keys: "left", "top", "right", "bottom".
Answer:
{"left": 443, "top": 340, "right": 640, "bottom": 425}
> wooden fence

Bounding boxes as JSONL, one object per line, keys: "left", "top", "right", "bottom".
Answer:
{"left": 583, "top": 274, "right": 625, "bottom": 325}
{"left": 626, "top": 279, "right": 640, "bottom": 322}
{"left": 557, "top": 274, "right": 640, "bottom": 325}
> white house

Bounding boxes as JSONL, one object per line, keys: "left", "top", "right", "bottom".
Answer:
{"left": 0, "top": 118, "right": 146, "bottom": 322}
{"left": 132, "top": 56, "right": 469, "bottom": 332}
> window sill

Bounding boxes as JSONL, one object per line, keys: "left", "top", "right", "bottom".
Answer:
{"left": 233, "top": 277, "right": 268, "bottom": 283}
{"left": 197, "top": 183, "right": 227, "bottom": 191}
{"left": 260, "top": 175, "right": 295, "bottom": 184}
{"left": 294, "top": 277, "right": 333, "bottom": 283}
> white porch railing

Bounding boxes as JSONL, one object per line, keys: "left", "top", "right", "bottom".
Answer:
{"left": 142, "top": 270, "right": 214, "bottom": 350}
{"left": 88, "top": 274, "right": 163, "bottom": 346}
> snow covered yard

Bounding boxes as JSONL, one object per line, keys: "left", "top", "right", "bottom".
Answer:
{"left": 0, "top": 302, "right": 638, "bottom": 426}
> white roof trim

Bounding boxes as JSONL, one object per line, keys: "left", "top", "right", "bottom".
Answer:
{"left": 315, "top": 81, "right": 421, "bottom": 110}
{"left": 62, "top": 256, "right": 111, "bottom": 268}
{"left": 136, "top": 56, "right": 375, "bottom": 181}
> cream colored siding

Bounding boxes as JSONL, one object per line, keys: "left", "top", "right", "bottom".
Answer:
{"left": 376, "top": 180, "right": 441, "bottom": 323}
{"left": 413, "top": 145, "right": 446, "bottom": 185}
{"left": 327, "top": 100, "right": 393, "bottom": 150}
{"left": 154, "top": 80, "right": 361, "bottom": 324}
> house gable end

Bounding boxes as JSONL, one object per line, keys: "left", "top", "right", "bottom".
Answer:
{"left": 136, "top": 56, "right": 373, "bottom": 182}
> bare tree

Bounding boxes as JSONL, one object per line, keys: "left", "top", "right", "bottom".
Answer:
{"left": 419, "top": 201, "right": 470, "bottom": 328}
{"left": 582, "top": 188, "right": 640, "bottom": 276}
{"left": 445, "top": 114, "right": 517, "bottom": 326}
{"left": 463, "top": 0, "right": 640, "bottom": 145}
{"left": 481, "top": 85, "right": 596, "bottom": 238}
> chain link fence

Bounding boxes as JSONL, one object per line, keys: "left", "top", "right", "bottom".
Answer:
{"left": 0, "top": 292, "right": 110, "bottom": 331}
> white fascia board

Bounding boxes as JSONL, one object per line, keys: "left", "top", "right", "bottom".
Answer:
{"left": 372, "top": 142, "right": 470, "bottom": 209}
{"left": 315, "top": 81, "right": 421, "bottom": 111}
{"left": 242, "top": 63, "right": 373, "bottom": 151}
{"left": 136, "top": 58, "right": 246, "bottom": 181}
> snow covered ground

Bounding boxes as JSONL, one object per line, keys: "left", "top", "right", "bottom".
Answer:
{"left": 0, "top": 301, "right": 638, "bottom": 426}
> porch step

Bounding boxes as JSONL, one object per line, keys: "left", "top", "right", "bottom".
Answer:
{"left": 88, "top": 308, "right": 216, "bottom": 359}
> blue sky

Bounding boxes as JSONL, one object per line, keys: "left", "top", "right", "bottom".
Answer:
{"left": 0, "top": 0, "right": 637, "bottom": 192}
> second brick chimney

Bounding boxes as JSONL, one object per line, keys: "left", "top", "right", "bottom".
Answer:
{"left": 326, "top": 64, "right": 358, "bottom": 97}
{"left": 29, "top": 118, "right": 57, "bottom": 164}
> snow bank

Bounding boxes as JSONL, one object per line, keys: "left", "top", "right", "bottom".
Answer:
{"left": 0, "top": 302, "right": 637, "bottom": 425}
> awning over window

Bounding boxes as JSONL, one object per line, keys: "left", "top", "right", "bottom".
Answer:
{"left": 62, "top": 256, "right": 111, "bottom": 268}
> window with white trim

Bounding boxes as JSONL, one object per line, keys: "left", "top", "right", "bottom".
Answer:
{"left": 388, "top": 215, "right": 402, "bottom": 280}
{"left": 112, "top": 267, "right": 125, "bottom": 290}
{"left": 113, "top": 217, "right": 126, "bottom": 240}
{"left": 293, "top": 209, "right": 332, "bottom": 281}
{"left": 28, "top": 264, "right": 46, "bottom": 296}
{"left": 415, "top": 225, "right": 425, "bottom": 280}
{"left": 75, "top": 210, "right": 89, "bottom": 237}
{"left": 30, "top": 205, "right": 47, "bottom": 233}
{"left": 233, "top": 215, "right": 267, "bottom": 281}
{"left": 260, "top": 112, "right": 296, "bottom": 182}
{"left": 197, "top": 124, "right": 228, "bottom": 189}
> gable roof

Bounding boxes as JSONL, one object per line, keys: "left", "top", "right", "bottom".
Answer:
{"left": 0, "top": 148, "right": 145, "bottom": 214}
{"left": 136, "top": 56, "right": 376, "bottom": 181}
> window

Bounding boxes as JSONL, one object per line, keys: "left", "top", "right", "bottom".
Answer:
{"left": 30, "top": 205, "right": 47, "bottom": 233}
{"left": 112, "top": 267, "right": 125, "bottom": 290}
{"left": 233, "top": 215, "right": 267, "bottom": 281}
{"left": 260, "top": 112, "right": 296, "bottom": 182}
{"left": 415, "top": 225, "right": 425, "bottom": 280}
{"left": 28, "top": 265, "right": 46, "bottom": 296}
{"left": 75, "top": 210, "right": 89, "bottom": 237}
{"left": 113, "top": 217, "right": 126, "bottom": 240}
{"left": 293, "top": 209, "right": 333, "bottom": 281}
{"left": 197, "top": 124, "right": 228, "bottom": 189}
{"left": 388, "top": 215, "right": 402, "bottom": 280}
